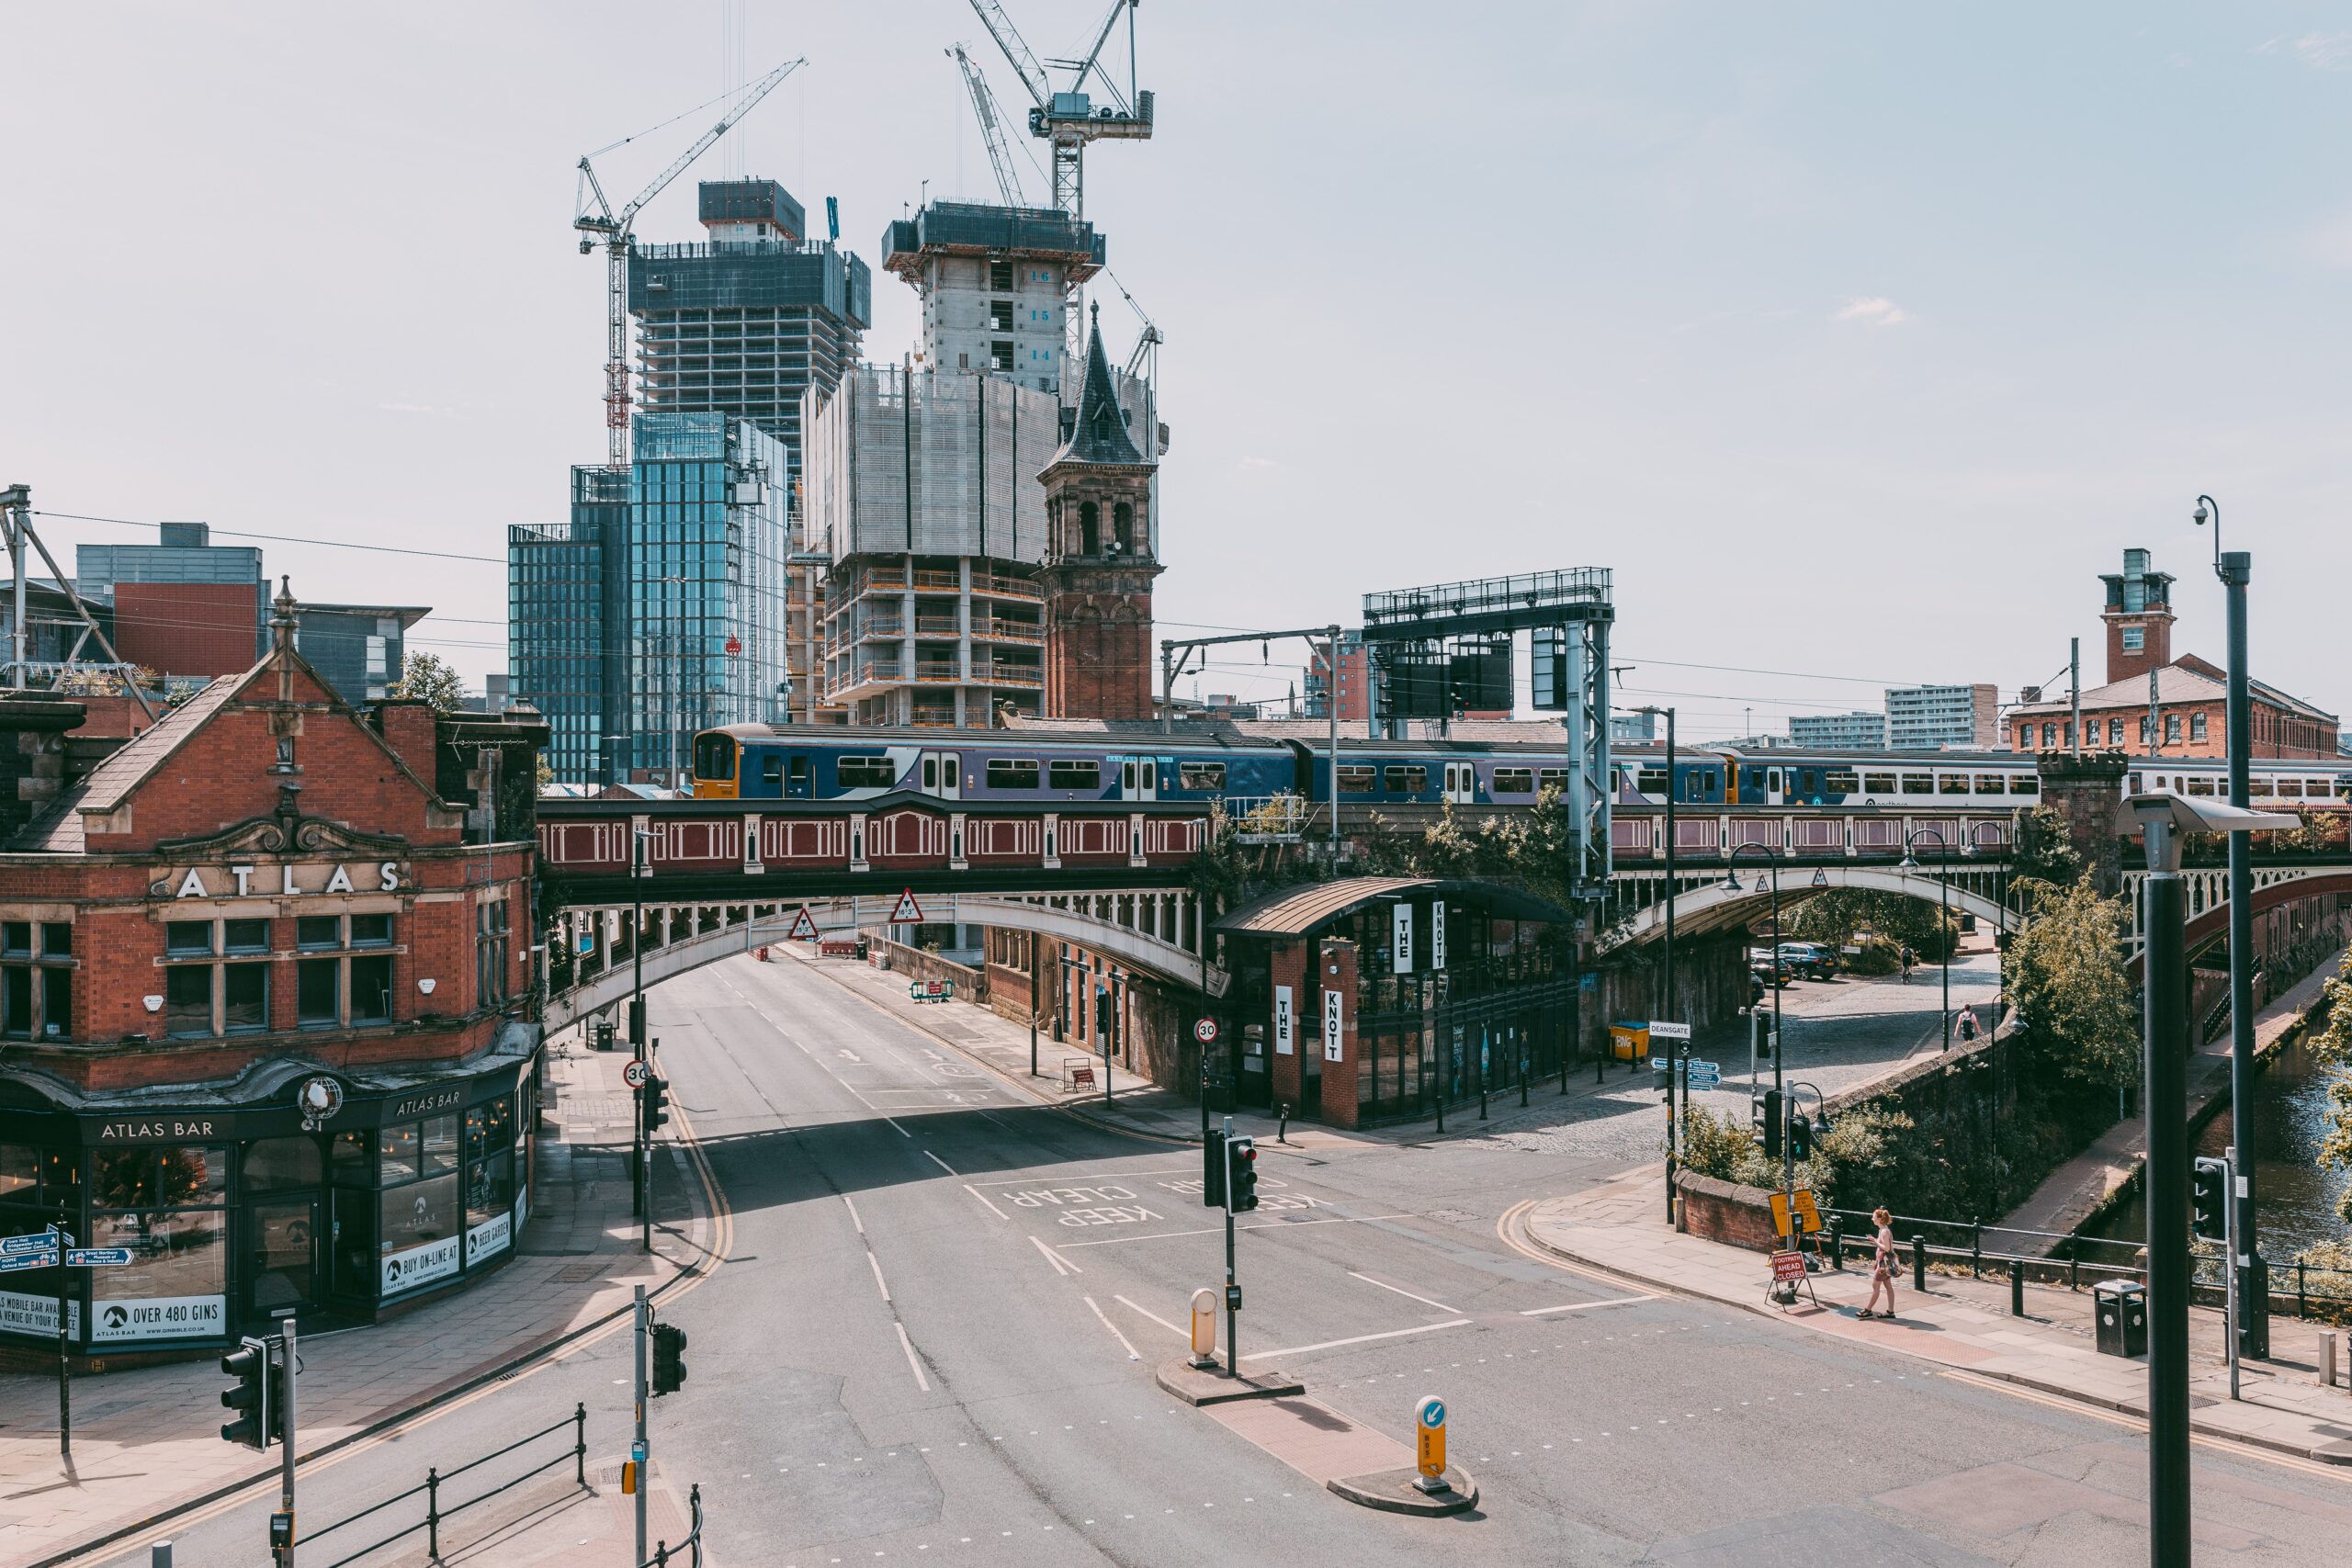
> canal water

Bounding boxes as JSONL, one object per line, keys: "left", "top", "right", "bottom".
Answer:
{"left": 2082, "top": 1034, "right": 2352, "bottom": 1261}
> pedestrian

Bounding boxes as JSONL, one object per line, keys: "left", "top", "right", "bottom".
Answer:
{"left": 1956, "top": 1008, "right": 1980, "bottom": 1044}
{"left": 1858, "top": 1205, "right": 1899, "bottom": 1320}
{"left": 1900, "top": 946, "right": 1916, "bottom": 982}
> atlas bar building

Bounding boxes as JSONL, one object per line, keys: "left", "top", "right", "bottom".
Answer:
{"left": 0, "top": 584, "right": 548, "bottom": 1358}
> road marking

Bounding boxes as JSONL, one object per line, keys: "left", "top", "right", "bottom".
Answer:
{"left": 1030, "top": 1235, "right": 1080, "bottom": 1276}
{"left": 1113, "top": 1294, "right": 1190, "bottom": 1340}
{"left": 842, "top": 1194, "right": 865, "bottom": 1235}
{"left": 895, "top": 1321, "right": 931, "bottom": 1392}
{"left": 924, "top": 1148, "right": 957, "bottom": 1177}
{"left": 1084, "top": 1295, "right": 1142, "bottom": 1361}
{"left": 1347, "top": 1271, "right": 1458, "bottom": 1314}
{"left": 1521, "top": 1294, "right": 1656, "bottom": 1316}
{"left": 965, "top": 1168, "right": 1188, "bottom": 1188}
{"left": 1242, "top": 1319, "right": 1472, "bottom": 1361}
{"left": 962, "top": 1184, "right": 1009, "bottom": 1220}
{"left": 882, "top": 1117, "right": 912, "bottom": 1138}
{"left": 1057, "top": 1213, "right": 1417, "bottom": 1248}
{"left": 868, "top": 1252, "right": 892, "bottom": 1302}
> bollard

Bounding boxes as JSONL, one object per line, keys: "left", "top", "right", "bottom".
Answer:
{"left": 1189, "top": 1288, "right": 1218, "bottom": 1370}
{"left": 2011, "top": 1261, "right": 2025, "bottom": 1317}
{"left": 1277, "top": 1102, "right": 1290, "bottom": 1144}
{"left": 1970, "top": 1217, "right": 1983, "bottom": 1280}
{"left": 2068, "top": 1240, "right": 2080, "bottom": 1293}
{"left": 2298, "top": 1260, "right": 2309, "bottom": 1319}
{"left": 1413, "top": 1395, "right": 1449, "bottom": 1494}
{"left": 1826, "top": 1216, "right": 1845, "bottom": 1271}
{"left": 152, "top": 1546, "right": 172, "bottom": 1568}
{"left": 1912, "top": 1234, "right": 1928, "bottom": 1293}
{"left": 2322, "top": 1329, "right": 2340, "bottom": 1389}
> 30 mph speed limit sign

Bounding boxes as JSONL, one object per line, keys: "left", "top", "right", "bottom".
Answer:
{"left": 622, "top": 1060, "right": 651, "bottom": 1089}
{"left": 1193, "top": 1018, "right": 1219, "bottom": 1044}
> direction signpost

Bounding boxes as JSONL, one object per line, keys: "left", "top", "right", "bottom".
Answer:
{"left": 20, "top": 1224, "right": 132, "bottom": 1461}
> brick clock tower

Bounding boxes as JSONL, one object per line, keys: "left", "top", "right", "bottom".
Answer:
{"left": 1040, "top": 307, "right": 1161, "bottom": 719}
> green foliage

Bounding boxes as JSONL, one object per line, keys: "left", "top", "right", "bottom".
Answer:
{"left": 1676, "top": 1106, "right": 1829, "bottom": 1194}
{"left": 2308, "top": 950, "right": 2352, "bottom": 1224}
{"left": 390, "top": 651, "right": 467, "bottom": 712}
{"left": 2011, "top": 805, "right": 2086, "bottom": 892}
{"left": 2004, "top": 877, "right": 2138, "bottom": 1089}
{"left": 1841, "top": 936, "right": 1902, "bottom": 976}
{"left": 1785, "top": 889, "right": 1955, "bottom": 960}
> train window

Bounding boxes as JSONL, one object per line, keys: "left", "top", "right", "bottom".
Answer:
{"left": 838, "top": 755, "right": 896, "bottom": 789}
{"left": 2277, "top": 779, "right": 2305, "bottom": 797}
{"left": 761, "top": 754, "right": 784, "bottom": 788}
{"left": 1493, "top": 767, "right": 1534, "bottom": 794}
{"left": 789, "top": 757, "right": 809, "bottom": 788}
{"left": 1538, "top": 768, "right": 1571, "bottom": 794}
{"left": 987, "top": 759, "right": 1041, "bottom": 789}
{"left": 1636, "top": 767, "right": 1669, "bottom": 795}
{"left": 1337, "top": 765, "right": 1377, "bottom": 794}
{"left": 1973, "top": 774, "right": 2007, "bottom": 794}
{"left": 1901, "top": 774, "right": 1935, "bottom": 795}
{"left": 1047, "top": 760, "right": 1102, "bottom": 791}
{"left": 693, "top": 733, "right": 735, "bottom": 782}
{"left": 1825, "top": 770, "right": 1859, "bottom": 793}
{"left": 1937, "top": 775, "right": 1969, "bottom": 795}
{"left": 1384, "top": 765, "right": 1428, "bottom": 794}
{"left": 2187, "top": 777, "right": 2217, "bottom": 796}
{"left": 1178, "top": 762, "right": 1226, "bottom": 790}
{"left": 1863, "top": 773, "right": 1896, "bottom": 794}
{"left": 2009, "top": 775, "right": 2039, "bottom": 795}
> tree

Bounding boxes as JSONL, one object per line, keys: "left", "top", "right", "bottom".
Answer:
{"left": 2011, "top": 805, "right": 2085, "bottom": 892}
{"left": 390, "top": 651, "right": 467, "bottom": 712}
{"left": 2004, "top": 878, "right": 2138, "bottom": 1089}
{"left": 1784, "top": 888, "right": 1956, "bottom": 959}
{"left": 2305, "top": 949, "right": 2352, "bottom": 1222}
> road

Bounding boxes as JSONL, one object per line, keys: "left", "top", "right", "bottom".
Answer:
{"left": 114, "top": 951, "right": 2352, "bottom": 1566}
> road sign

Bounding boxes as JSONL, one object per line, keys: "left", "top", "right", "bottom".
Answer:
{"left": 2, "top": 1232, "right": 65, "bottom": 1256}
{"left": 1193, "top": 1018, "right": 1219, "bottom": 1045}
{"left": 889, "top": 888, "right": 924, "bottom": 924}
{"left": 64, "top": 1248, "right": 132, "bottom": 1268}
{"left": 1648, "top": 1021, "right": 1692, "bottom": 1040}
{"left": 1416, "top": 1394, "right": 1448, "bottom": 1483}
{"left": 1768, "top": 1189, "right": 1824, "bottom": 1235}
{"left": 0, "top": 1250, "right": 56, "bottom": 1273}
{"left": 1684, "top": 1067, "right": 1721, "bottom": 1089}
{"left": 787, "top": 906, "right": 820, "bottom": 941}
{"left": 1770, "top": 1250, "right": 1808, "bottom": 1282}
{"left": 622, "top": 1060, "right": 652, "bottom": 1089}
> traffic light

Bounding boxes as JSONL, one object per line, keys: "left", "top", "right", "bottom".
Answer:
{"left": 642, "top": 1076, "right": 670, "bottom": 1135}
{"left": 1094, "top": 987, "right": 1113, "bottom": 1039}
{"left": 651, "top": 1320, "right": 688, "bottom": 1395}
{"left": 1228, "top": 1136, "right": 1260, "bottom": 1213}
{"left": 2192, "top": 1156, "right": 2229, "bottom": 1240}
{"left": 1759, "top": 1090, "right": 1783, "bottom": 1158}
{"left": 1786, "top": 1112, "right": 1814, "bottom": 1162}
{"left": 1202, "top": 1127, "right": 1227, "bottom": 1208}
{"left": 220, "top": 1337, "right": 272, "bottom": 1450}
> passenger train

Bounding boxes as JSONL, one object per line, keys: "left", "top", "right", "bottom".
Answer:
{"left": 690, "top": 724, "right": 2352, "bottom": 815}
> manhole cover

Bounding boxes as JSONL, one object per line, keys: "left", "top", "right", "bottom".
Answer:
{"left": 1426, "top": 1207, "right": 1480, "bottom": 1225}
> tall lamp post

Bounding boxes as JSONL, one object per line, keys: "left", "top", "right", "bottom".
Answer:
{"left": 2194, "top": 492, "right": 2267, "bottom": 1356}
{"left": 1723, "top": 844, "right": 1785, "bottom": 1114}
{"left": 1899, "top": 828, "right": 1958, "bottom": 1051}
{"left": 1631, "top": 705, "right": 1678, "bottom": 1222}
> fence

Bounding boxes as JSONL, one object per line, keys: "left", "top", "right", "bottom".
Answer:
{"left": 638, "top": 1482, "right": 705, "bottom": 1567}
{"left": 306, "top": 1404, "right": 587, "bottom": 1568}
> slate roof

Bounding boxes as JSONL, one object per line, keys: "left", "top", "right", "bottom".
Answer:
{"left": 8, "top": 676, "right": 242, "bottom": 852}
{"left": 2007, "top": 658, "right": 2337, "bottom": 724}
{"left": 1051, "top": 306, "right": 1146, "bottom": 467}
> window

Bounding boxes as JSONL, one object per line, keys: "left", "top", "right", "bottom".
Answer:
{"left": 1383, "top": 765, "right": 1428, "bottom": 794}
{"left": 1636, "top": 767, "right": 1669, "bottom": 795}
{"left": 1863, "top": 773, "right": 1896, "bottom": 794}
{"left": 788, "top": 756, "right": 809, "bottom": 791}
{"left": 761, "top": 754, "right": 783, "bottom": 789}
{"left": 2188, "top": 776, "right": 2217, "bottom": 796}
{"left": 1900, "top": 774, "right": 1934, "bottom": 795}
{"left": 1337, "top": 764, "right": 1377, "bottom": 794}
{"left": 223, "top": 964, "right": 268, "bottom": 1032}
{"left": 476, "top": 897, "right": 510, "bottom": 1010}
{"left": 165, "top": 921, "right": 212, "bottom": 956}
{"left": 1492, "top": 767, "right": 1535, "bottom": 794}
{"left": 0, "top": 920, "right": 73, "bottom": 1041}
{"left": 298, "top": 959, "right": 339, "bottom": 1028}
{"left": 1177, "top": 761, "right": 1226, "bottom": 791}
{"left": 2121, "top": 626, "right": 2144, "bottom": 652}
{"left": 0, "top": 924, "right": 26, "bottom": 957}
{"left": 297, "top": 916, "right": 339, "bottom": 950}
{"left": 2108, "top": 716, "right": 2124, "bottom": 745}
{"left": 1537, "top": 768, "right": 1571, "bottom": 794}
{"left": 2190, "top": 713, "right": 2209, "bottom": 742}
{"left": 351, "top": 955, "right": 394, "bottom": 1026}
{"left": 1046, "top": 759, "right": 1102, "bottom": 792}
{"left": 837, "top": 755, "right": 896, "bottom": 789}
{"left": 990, "top": 299, "right": 1013, "bottom": 331}
{"left": 1826, "top": 769, "right": 1860, "bottom": 794}
{"left": 2009, "top": 775, "right": 2040, "bottom": 795}
{"left": 988, "top": 758, "right": 1041, "bottom": 789}
{"left": 223, "top": 919, "right": 269, "bottom": 954}
{"left": 165, "top": 965, "right": 211, "bottom": 1037}
{"left": 1939, "top": 774, "right": 1970, "bottom": 795}
{"left": 990, "top": 339, "right": 1014, "bottom": 371}
{"left": 87, "top": 1144, "right": 227, "bottom": 1331}
{"left": 989, "top": 259, "right": 1014, "bottom": 290}
{"left": 2165, "top": 714, "right": 2183, "bottom": 743}
{"left": 351, "top": 914, "right": 392, "bottom": 947}
{"left": 2139, "top": 716, "right": 2153, "bottom": 745}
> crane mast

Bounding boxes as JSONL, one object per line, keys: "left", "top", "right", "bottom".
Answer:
{"left": 574, "top": 56, "right": 807, "bottom": 467}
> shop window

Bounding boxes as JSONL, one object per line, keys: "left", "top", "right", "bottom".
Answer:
{"left": 223, "top": 964, "right": 269, "bottom": 1032}
{"left": 422, "top": 1114, "right": 458, "bottom": 1175}
{"left": 243, "top": 1136, "right": 322, "bottom": 1192}
{"left": 164, "top": 965, "right": 212, "bottom": 1038}
{"left": 379, "top": 1124, "right": 421, "bottom": 1184}
{"left": 330, "top": 1130, "right": 372, "bottom": 1185}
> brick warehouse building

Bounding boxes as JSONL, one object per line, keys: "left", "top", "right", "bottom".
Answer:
{"left": 0, "top": 584, "right": 548, "bottom": 1359}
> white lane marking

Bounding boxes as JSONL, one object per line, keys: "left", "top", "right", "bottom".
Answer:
{"left": 963, "top": 1184, "right": 1009, "bottom": 1220}
{"left": 895, "top": 1322, "right": 931, "bottom": 1391}
{"left": 1057, "top": 1213, "right": 1417, "bottom": 1249}
{"left": 1112, "top": 1294, "right": 1190, "bottom": 1341}
{"left": 1519, "top": 1294, "right": 1656, "bottom": 1316}
{"left": 1084, "top": 1295, "right": 1142, "bottom": 1361}
{"left": 965, "top": 1168, "right": 1189, "bottom": 1188}
{"left": 1347, "top": 1271, "right": 1458, "bottom": 1314}
{"left": 842, "top": 1194, "right": 865, "bottom": 1235}
{"left": 923, "top": 1149, "right": 957, "bottom": 1177}
{"left": 883, "top": 1117, "right": 912, "bottom": 1138}
{"left": 868, "top": 1252, "right": 892, "bottom": 1303}
{"left": 1030, "top": 1235, "right": 1080, "bottom": 1276}
{"left": 1243, "top": 1320, "right": 1473, "bottom": 1361}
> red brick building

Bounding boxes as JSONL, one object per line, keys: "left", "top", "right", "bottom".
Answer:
{"left": 0, "top": 584, "right": 548, "bottom": 1355}
{"left": 1040, "top": 309, "right": 1161, "bottom": 720}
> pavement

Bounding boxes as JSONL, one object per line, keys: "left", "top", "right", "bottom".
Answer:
{"left": 0, "top": 1035, "right": 719, "bottom": 1568}
{"left": 1523, "top": 1168, "right": 2352, "bottom": 1467}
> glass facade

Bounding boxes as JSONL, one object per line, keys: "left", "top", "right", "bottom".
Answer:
{"left": 511, "top": 413, "right": 791, "bottom": 784}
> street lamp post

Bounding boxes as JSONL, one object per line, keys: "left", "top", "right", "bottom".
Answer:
{"left": 1899, "top": 829, "right": 1956, "bottom": 1051}
{"left": 1632, "top": 705, "right": 1678, "bottom": 1222}
{"left": 2195, "top": 492, "right": 2267, "bottom": 1356}
{"left": 1724, "top": 844, "right": 1784, "bottom": 1116}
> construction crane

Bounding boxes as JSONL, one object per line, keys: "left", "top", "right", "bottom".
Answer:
{"left": 573, "top": 56, "right": 806, "bottom": 467}
{"left": 967, "top": 0, "right": 1152, "bottom": 365}
{"left": 949, "top": 43, "right": 1027, "bottom": 208}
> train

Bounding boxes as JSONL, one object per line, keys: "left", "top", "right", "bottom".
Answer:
{"left": 689, "top": 723, "right": 2352, "bottom": 815}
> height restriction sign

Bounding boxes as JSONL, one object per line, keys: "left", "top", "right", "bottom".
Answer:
{"left": 889, "top": 888, "right": 925, "bottom": 923}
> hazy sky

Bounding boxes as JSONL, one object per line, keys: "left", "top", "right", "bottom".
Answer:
{"left": 6, "top": 3, "right": 2351, "bottom": 739}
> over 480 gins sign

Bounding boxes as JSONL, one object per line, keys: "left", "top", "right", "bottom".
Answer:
{"left": 156, "top": 861, "right": 407, "bottom": 900}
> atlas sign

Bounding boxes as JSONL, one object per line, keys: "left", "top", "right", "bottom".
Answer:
{"left": 162, "top": 862, "right": 406, "bottom": 900}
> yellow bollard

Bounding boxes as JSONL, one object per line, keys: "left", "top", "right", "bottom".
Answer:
{"left": 1190, "top": 1288, "right": 1218, "bottom": 1369}
{"left": 1414, "top": 1395, "right": 1448, "bottom": 1494}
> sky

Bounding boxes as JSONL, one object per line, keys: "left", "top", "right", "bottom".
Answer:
{"left": 5, "top": 2, "right": 2351, "bottom": 741}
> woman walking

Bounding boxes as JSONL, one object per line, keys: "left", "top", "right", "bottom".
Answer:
{"left": 1858, "top": 1205, "right": 1899, "bottom": 1320}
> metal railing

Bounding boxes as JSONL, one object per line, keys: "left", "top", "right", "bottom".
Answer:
{"left": 638, "top": 1483, "right": 705, "bottom": 1566}
{"left": 1225, "top": 794, "right": 1307, "bottom": 842}
{"left": 308, "top": 1404, "right": 587, "bottom": 1568}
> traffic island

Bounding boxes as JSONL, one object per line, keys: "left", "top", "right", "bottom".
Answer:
{"left": 1327, "top": 1465, "right": 1478, "bottom": 1517}
{"left": 1154, "top": 1359, "right": 1304, "bottom": 1406}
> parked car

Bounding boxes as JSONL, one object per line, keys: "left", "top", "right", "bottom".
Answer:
{"left": 1776, "top": 942, "right": 1838, "bottom": 980}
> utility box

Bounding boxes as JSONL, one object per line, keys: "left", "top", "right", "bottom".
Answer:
{"left": 2095, "top": 1280, "right": 2147, "bottom": 1358}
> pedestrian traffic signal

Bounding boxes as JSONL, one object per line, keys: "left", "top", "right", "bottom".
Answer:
{"left": 1202, "top": 1127, "right": 1227, "bottom": 1207}
{"left": 220, "top": 1337, "right": 272, "bottom": 1450}
{"left": 1786, "top": 1112, "right": 1814, "bottom": 1162}
{"left": 2192, "top": 1156, "right": 2229, "bottom": 1241}
{"left": 1094, "top": 987, "right": 1114, "bottom": 1038}
{"left": 1759, "top": 1090, "right": 1783, "bottom": 1158}
{"left": 641, "top": 1076, "right": 670, "bottom": 1134}
{"left": 651, "top": 1320, "right": 688, "bottom": 1395}
{"left": 1228, "top": 1136, "right": 1260, "bottom": 1213}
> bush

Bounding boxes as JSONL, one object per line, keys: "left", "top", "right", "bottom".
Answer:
{"left": 1843, "top": 937, "right": 1902, "bottom": 976}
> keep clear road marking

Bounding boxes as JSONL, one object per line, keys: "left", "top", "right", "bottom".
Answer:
{"left": 1114, "top": 1295, "right": 1190, "bottom": 1341}
{"left": 923, "top": 1149, "right": 957, "bottom": 1177}
{"left": 1347, "top": 1271, "right": 1458, "bottom": 1314}
{"left": 1057, "top": 1213, "right": 1419, "bottom": 1249}
{"left": 1242, "top": 1320, "right": 1473, "bottom": 1362}
{"left": 1084, "top": 1296, "right": 1143, "bottom": 1361}
{"left": 868, "top": 1252, "right": 892, "bottom": 1303}
{"left": 1521, "top": 1294, "right": 1656, "bottom": 1316}
{"left": 1030, "top": 1235, "right": 1080, "bottom": 1277}
{"left": 963, "top": 1184, "right": 1010, "bottom": 1220}
{"left": 895, "top": 1322, "right": 932, "bottom": 1392}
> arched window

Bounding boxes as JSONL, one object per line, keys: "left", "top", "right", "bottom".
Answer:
{"left": 1079, "top": 502, "right": 1099, "bottom": 556}
{"left": 1113, "top": 502, "right": 1133, "bottom": 550}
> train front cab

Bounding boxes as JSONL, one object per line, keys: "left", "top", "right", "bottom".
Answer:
{"left": 692, "top": 730, "right": 739, "bottom": 798}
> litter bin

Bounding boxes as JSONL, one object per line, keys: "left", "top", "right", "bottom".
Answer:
{"left": 2094, "top": 1279, "right": 2147, "bottom": 1357}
